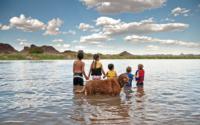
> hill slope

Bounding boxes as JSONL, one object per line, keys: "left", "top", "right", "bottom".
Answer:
{"left": 0, "top": 43, "right": 17, "bottom": 53}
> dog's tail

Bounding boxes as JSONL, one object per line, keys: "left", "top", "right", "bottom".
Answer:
{"left": 75, "top": 86, "right": 85, "bottom": 93}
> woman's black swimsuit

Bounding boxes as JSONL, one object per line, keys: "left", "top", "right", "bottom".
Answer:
{"left": 91, "top": 67, "right": 102, "bottom": 76}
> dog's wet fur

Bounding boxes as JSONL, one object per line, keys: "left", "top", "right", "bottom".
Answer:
{"left": 75, "top": 73, "right": 129, "bottom": 96}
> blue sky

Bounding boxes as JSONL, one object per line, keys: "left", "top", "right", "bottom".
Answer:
{"left": 0, "top": 0, "right": 200, "bottom": 54}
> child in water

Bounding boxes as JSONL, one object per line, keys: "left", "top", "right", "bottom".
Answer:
{"left": 124, "top": 66, "right": 134, "bottom": 97}
{"left": 104, "top": 63, "right": 117, "bottom": 79}
{"left": 88, "top": 54, "right": 105, "bottom": 80}
{"left": 135, "top": 64, "right": 145, "bottom": 87}
{"left": 73, "top": 50, "right": 88, "bottom": 86}
{"left": 125, "top": 66, "right": 134, "bottom": 88}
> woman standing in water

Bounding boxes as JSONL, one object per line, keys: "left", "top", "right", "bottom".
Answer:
{"left": 88, "top": 54, "right": 105, "bottom": 80}
{"left": 73, "top": 50, "right": 88, "bottom": 86}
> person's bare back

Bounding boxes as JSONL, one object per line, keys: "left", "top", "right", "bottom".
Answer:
{"left": 73, "top": 50, "right": 88, "bottom": 86}
{"left": 73, "top": 60, "right": 84, "bottom": 73}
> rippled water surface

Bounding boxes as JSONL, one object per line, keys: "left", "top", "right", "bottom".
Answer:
{"left": 0, "top": 60, "right": 200, "bottom": 125}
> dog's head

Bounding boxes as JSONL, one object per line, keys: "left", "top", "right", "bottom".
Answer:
{"left": 118, "top": 73, "right": 129, "bottom": 88}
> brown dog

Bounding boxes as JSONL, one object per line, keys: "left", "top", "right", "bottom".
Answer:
{"left": 76, "top": 73, "right": 129, "bottom": 96}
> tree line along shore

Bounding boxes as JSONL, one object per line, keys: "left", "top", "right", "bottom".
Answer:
{"left": 0, "top": 43, "right": 200, "bottom": 60}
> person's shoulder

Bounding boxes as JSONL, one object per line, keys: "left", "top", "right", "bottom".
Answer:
{"left": 73, "top": 60, "right": 78, "bottom": 64}
{"left": 128, "top": 73, "right": 134, "bottom": 77}
{"left": 97, "top": 61, "right": 102, "bottom": 67}
{"left": 98, "top": 61, "right": 102, "bottom": 65}
{"left": 80, "top": 60, "right": 85, "bottom": 64}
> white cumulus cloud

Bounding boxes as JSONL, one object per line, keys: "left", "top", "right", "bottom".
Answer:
{"left": 44, "top": 18, "right": 63, "bottom": 35}
{"left": 17, "top": 38, "right": 31, "bottom": 47}
{"left": 9, "top": 14, "right": 46, "bottom": 32}
{"left": 52, "top": 38, "right": 70, "bottom": 51}
{"left": 52, "top": 39, "right": 64, "bottom": 43}
{"left": 75, "top": 45, "right": 86, "bottom": 50}
{"left": 95, "top": 17, "right": 189, "bottom": 36}
{"left": 125, "top": 35, "right": 200, "bottom": 48}
{"left": 79, "top": 17, "right": 189, "bottom": 44}
{"left": 146, "top": 45, "right": 159, "bottom": 51}
{"left": 67, "top": 30, "right": 76, "bottom": 35}
{"left": 171, "top": 7, "right": 190, "bottom": 16}
{"left": 63, "top": 44, "right": 70, "bottom": 48}
{"left": 7, "top": 14, "right": 64, "bottom": 35}
{"left": 96, "top": 17, "right": 121, "bottom": 26}
{"left": 81, "top": 0, "right": 166, "bottom": 14}
{"left": 52, "top": 40, "right": 71, "bottom": 52}
{"left": 0, "top": 24, "right": 11, "bottom": 30}
{"left": 78, "top": 23, "right": 94, "bottom": 31}
{"left": 54, "top": 43, "right": 71, "bottom": 52}
{"left": 164, "top": 18, "right": 175, "bottom": 22}
{"left": 62, "top": 30, "right": 76, "bottom": 35}
{"left": 80, "top": 32, "right": 111, "bottom": 43}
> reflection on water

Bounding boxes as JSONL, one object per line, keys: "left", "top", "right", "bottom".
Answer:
{"left": 0, "top": 60, "right": 200, "bottom": 125}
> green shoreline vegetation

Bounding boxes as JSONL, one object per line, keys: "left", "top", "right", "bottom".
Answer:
{"left": 0, "top": 43, "right": 199, "bottom": 60}
{"left": 0, "top": 53, "right": 200, "bottom": 60}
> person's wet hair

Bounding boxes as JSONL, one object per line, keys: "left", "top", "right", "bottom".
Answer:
{"left": 138, "top": 64, "right": 143, "bottom": 70}
{"left": 108, "top": 64, "right": 114, "bottom": 70}
{"left": 126, "top": 66, "right": 132, "bottom": 73}
{"left": 77, "top": 50, "right": 84, "bottom": 60}
{"left": 92, "top": 54, "right": 100, "bottom": 69}
{"left": 93, "top": 54, "right": 99, "bottom": 61}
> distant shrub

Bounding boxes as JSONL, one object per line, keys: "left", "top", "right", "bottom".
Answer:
{"left": 29, "top": 47, "right": 44, "bottom": 54}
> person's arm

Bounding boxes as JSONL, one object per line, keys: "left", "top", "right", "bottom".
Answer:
{"left": 82, "top": 62, "right": 88, "bottom": 80}
{"left": 131, "top": 74, "right": 134, "bottom": 81}
{"left": 88, "top": 62, "right": 93, "bottom": 79}
{"left": 135, "top": 70, "right": 139, "bottom": 81}
{"left": 101, "top": 64, "right": 106, "bottom": 76}
{"left": 114, "top": 71, "right": 117, "bottom": 77}
{"left": 73, "top": 61, "right": 75, "bottom": 73}
{"left": 135, "top": 70, "right": 139, "bottom": 78}
{"left": 103, "top": 72, "right": 108, "bottom": 78}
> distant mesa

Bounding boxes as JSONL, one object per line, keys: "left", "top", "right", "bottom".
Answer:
{"left": 21, "top": 44, "right": 59, "bottom": 54}
{"left": 63, "top": 50, "right": 77, "bottom": 54}
{"left": 119, "top": 51, "right": 133, "bottom": 56}
{"left": 1, "top": 43, "right": 199, "bottom": 60}
{"left": 20, "top": 46, "right": 30, "bottom": 53}
{"left": 40, "top": 45, "right": 59, "bottom": 54}
{"left": 62, "top": 50, "right": 93, "bottom": 58}
{"left": 62, "top": 50, "right": 77, "bottom": 58}
{"left": 0, "top": 43, "right": 18, "bottom": 54}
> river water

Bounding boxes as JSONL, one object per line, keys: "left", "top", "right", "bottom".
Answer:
{"left": 0, "top": 60, "right": 200, "bottom": 125}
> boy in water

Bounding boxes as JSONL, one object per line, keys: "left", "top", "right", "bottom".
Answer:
{"left": 135, "top": 64, "right": 145, "bottom": 87}
{"left": 125, "top": 66, "right": 134, "bottom": 88}
{"left": 104, "top": 64, "right": 117, "bottom": 79}
{"left": 124, "top": 66, "right": 134, "bottom": 96}
{"left": 73, "top": 50, "right": 88, "bottom": 86}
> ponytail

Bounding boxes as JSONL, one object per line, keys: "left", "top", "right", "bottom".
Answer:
{"left": 92, "top": 54, "right": 99, "bottom": 69}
